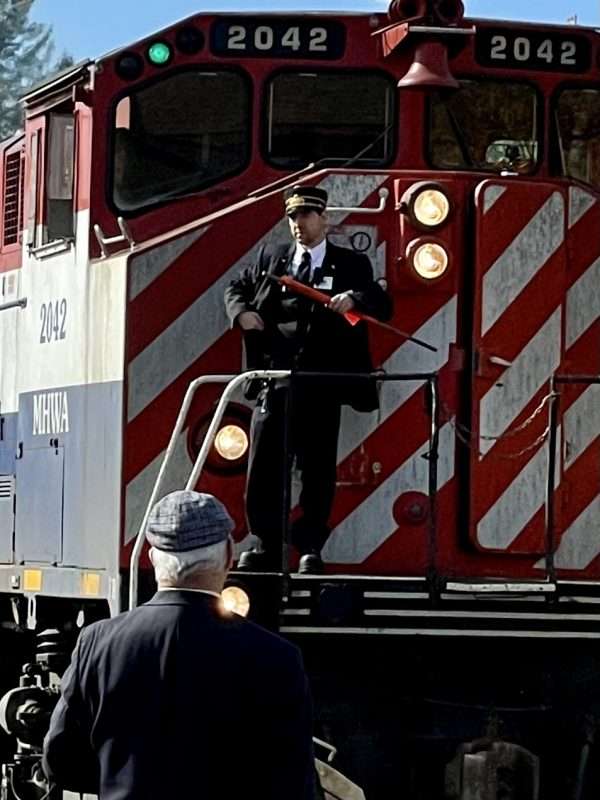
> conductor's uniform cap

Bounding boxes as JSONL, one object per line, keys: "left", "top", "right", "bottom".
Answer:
{"left": 145, "top": 490, "right": 234, "bottom": 552}
{"left": 284, "top": 185, "right": 328, "bottom": 216}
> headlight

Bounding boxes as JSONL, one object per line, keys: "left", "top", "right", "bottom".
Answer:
{"left": 409, "top": 241, "right": 449, "bottom": 280}
{"left": 221, "top": 585, "right": 250, "bottom": 617}
{"left": 401, "top": 182, "right": 452, "bottom": 230}
{"left": 214, "top": 425, "right": 248, "bottom": 461}
{"left": 188, "top": 403, "right": 251, "bottom": 475}
{"left": 413, "top": 189, "right": 450, "bottom": 227}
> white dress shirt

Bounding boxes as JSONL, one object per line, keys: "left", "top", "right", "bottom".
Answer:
{"left": 291, "top": 238, "right": 327, "bottom": 282}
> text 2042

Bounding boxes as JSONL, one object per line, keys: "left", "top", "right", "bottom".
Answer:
{"left": 39, "top": 299, "right": 67, "bottom": 344}
{"left": 476, "top": 29, "right": 591, "bottom": 73}
{"left": 211, "top": 19, "right": 345, "bottom": 60}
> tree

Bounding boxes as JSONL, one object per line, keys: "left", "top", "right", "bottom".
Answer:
{"left": 0, "top": 0, "right": 72, "bottom": 141}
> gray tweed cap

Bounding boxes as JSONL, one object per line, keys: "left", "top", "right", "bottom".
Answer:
{"left": 145, "top": 490, "right": 234, "bottom": 552}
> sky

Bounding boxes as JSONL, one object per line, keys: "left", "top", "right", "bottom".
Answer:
{"left": 32, "top": 0, "right": 599, "bottom": 63}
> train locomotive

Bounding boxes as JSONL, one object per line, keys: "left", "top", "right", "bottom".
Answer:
{"left": 1, "top": 0, "right": 600, "bottom": 796}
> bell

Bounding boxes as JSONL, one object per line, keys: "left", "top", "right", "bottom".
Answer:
{"left": 397, "top": 39, "right": 459, "bottom": 90}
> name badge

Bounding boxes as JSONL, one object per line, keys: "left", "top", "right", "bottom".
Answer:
{"left": 315, "top": 276, "right": 333, "bottom": 290}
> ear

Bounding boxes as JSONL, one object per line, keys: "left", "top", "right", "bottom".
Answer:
{"left": 225, "top": 537, "right": 234, "bottom": 572}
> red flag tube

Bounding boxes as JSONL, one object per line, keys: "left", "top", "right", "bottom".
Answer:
{"left": 273, "top": 274, "right": 438, "bottom": 352}
{"left": 278, "top": 275, "right": 362, "bottom": 324}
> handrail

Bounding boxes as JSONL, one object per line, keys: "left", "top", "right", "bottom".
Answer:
{"left": 128, "top": 370, "right": 290, "bottom": 610}
{"left": 327, "top": 187, "right": 389, "bottom": 215}
{"left": 129, "top": 369, "right": 441, "bottom": 610}
{"left": 95, "top": 165, "right": 389, "bottom": 259}
{"left": 93, "top": 217, "right": 135, "bottom": 258}
{"left": 0, "top": 298, "right": 26, "bottom": 313}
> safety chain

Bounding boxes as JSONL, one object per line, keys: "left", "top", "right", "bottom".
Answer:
{"left": 446, "top": 390, "right": 559, "bottom": 460}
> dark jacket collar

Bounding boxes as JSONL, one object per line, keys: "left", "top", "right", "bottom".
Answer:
{"left": 145, "top": 589, "right": 222, "bottom": 608}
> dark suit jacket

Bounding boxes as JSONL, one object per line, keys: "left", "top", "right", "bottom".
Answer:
{"left": 42, "top": 591, "right": 315, "bottom": 800}
{"left": 224, "top": 241, "right": 393, "bottom": 411}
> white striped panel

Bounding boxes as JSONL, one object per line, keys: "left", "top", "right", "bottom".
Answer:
{"left": 477, "top": 426, "right": 561, "bottom": 550}
{"left": 127, "top": 174, "right": 388, "bottom": 422}
{"left": 338, "top": 296, "right": 457, "bottom": 462}
{"left": 569, "top": 186, "right": 596, "bottom": 229}
{"left": 565, "top": 256, "right": 600, "bottom": 349}
{"left": 479, "top": 307, "right": 561, "bottom": 456}
{"left": 481, "top": 192, "right": 564, "bottom": 335}
{"left": 323, "top": 423, "right": 455, "bottom": 564}
{"left": 129, "top": 228, "right": 208, "bottom": 300}
{"left": 548, "top": 496, "right": 600, "bottom": 570}
{"left": 124, "top": 429, "right": 192, "bottom": 544}
{"left": 483, "top": 185, "right": 506, "bottom": 214}
{"left": 564, "top": 383, "right": 600, "bottom": 469}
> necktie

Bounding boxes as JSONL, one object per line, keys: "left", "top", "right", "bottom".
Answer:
{"left": 296, "top": 251, "right": 312, "bottom": 285}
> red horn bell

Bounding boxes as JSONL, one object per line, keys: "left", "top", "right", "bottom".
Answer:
{"left": 397, "top": 39, "right": 459, "bottom": 90}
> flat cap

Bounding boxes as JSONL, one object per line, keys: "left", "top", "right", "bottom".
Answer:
{"left": 146, "top": 490, "right": 234, "bottom": 552}
{"left": 284, "top": 185, "right": 328, "bottom": 216}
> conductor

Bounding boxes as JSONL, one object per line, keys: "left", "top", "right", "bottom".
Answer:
{"left": 224, "top": 185, "right": 393, "bottom": 574}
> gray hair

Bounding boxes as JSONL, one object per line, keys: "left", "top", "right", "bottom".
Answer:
{"left": 150, "top": 538, "right": 230, "bottom": 586}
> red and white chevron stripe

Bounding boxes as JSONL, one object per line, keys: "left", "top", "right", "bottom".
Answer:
{"left": 471, "top": 180, "right": 567, "bottom": 557}
{"left": 472, "top": 181, "right": 600, "bottom": 577}
{"left": 541, "top": 187, "right": 600, "bottom": 574}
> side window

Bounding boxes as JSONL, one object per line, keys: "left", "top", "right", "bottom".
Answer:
{"left": 555, "top": 88, "right": 600, "bottom": 191}
{"left": 45, "top": 113, "right": 75, "bottom": 242}
{"left": 265, "top": 71, "right": 395, "bottom": 168}
{"left": 26, "top": 110, "right": 76, "bottom": 250}
{"left": 112, "top": 70, "right": 251, "bottom": 213}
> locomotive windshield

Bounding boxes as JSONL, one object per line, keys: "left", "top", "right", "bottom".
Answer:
{"left": 265, "top": 71, "right": 395, "bottom": 168}
{"left": 112, "top": 69, "right": 250, "bottom": 212}
{"left": 555, "top": 87, "right": 600, "bottom": 191}
{"left": 428, "top": 79, "right": 539, "bottom": 173}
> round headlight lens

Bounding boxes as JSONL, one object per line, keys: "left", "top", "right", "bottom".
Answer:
{"left": 413, "top": 189, "right": 450, "bottom": 227}
{"left": 214, "top": 425, "right": 248, "bottom": 461}
{"left": 221, "top": 586, "right": 250, "bottom": 617}
{"left": 412, "top": 242, "right": 449, "bottom": 280}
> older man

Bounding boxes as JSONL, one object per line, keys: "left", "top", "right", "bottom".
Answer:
{"left": 43, "top": 490, "right": 316, "bottom": 800}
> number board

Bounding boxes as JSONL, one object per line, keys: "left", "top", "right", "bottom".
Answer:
{"left": 210, "top": 18, "right": 346, "bottom": 59}
{"left": 476, "top": 29, "right": 591, "bottom": 73}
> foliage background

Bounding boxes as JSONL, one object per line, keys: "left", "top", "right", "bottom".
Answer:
{"left": 0, "top": 0, "right": 72, "bottom": 141}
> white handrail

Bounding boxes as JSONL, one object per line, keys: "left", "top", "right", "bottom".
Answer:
{"left": 327, "top": 187, "right": 389, "bottom": 215}
{"left": 128, "top": 370, "right": 290, "bottom": 610}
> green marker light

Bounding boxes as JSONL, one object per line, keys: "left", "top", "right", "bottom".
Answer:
{"left": 147, "top": 42, "right": 172, "bottom": 66}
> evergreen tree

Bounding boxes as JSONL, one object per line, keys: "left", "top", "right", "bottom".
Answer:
{"left": 0, "top": 0, "right": 71, "bottom": 141}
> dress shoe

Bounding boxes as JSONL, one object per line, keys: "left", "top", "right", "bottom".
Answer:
{"left": 236, "top": 548, "right": 277, "bottom": 572}
{"left": 298, "top": 551, "right": 324, "bottom": 575}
